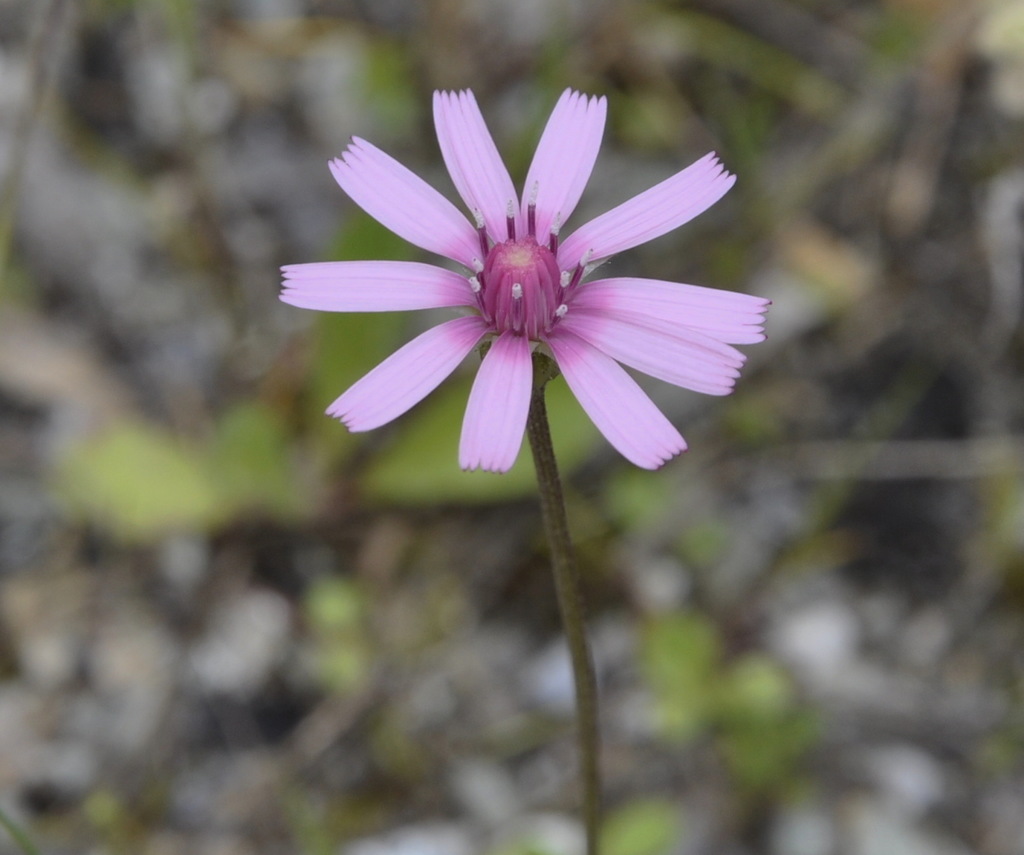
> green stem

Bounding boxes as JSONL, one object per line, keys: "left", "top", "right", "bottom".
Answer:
{"left": 526, "top": 355, "right": 601, "bottom": 855}
{"left": 0, "top": 804, "right": 39, "bottom": 855}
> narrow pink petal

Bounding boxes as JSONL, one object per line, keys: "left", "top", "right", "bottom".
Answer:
{"left": 573, "top": 277, "right": 770, "bottom": 344}
{"left": 459, "top": 331, "right": 532, "bottom": 472}
{"left": 330, "top": 138, "right": 479, "bottom": 267}
{"left": 434, "top": 90, "right": 521, "bottom": 243}
{"left": 547, "top": 330, "right": 685, "bottom": 469}
{"left": 521, "top": 89, "right": 607, "bottom": 244}
{"left": 328, "top": 316, "right": 489, "bottom": 431}
{"left": 281, "top": 261, "right": 476, "bottom": 312}
{"left": 559, "top": 152, "right": 735, "bottom": 269}
{"left": 559, "top": 308, "right": 743, "bottom": 396}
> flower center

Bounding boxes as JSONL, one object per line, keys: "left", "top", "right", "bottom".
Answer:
{"left": 478, "top": 237, "right": 563, "bottom": 338}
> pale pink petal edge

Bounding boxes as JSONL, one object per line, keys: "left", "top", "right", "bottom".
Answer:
{"left": 281, "top": 261, "right": 475, "bottom": 312}
{"left": 329, "top": 316, "right": 488, "bottom": 431}
{"left": 459, "top": 331, "right": 532, "bottom": 472}
{"left": 548, "top": 330, "right": 686, "bottom": 469}
{"left": 434, "top": 90, "right": 521, "bottom": 244}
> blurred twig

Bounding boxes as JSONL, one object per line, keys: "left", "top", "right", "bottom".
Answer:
{"left": 763, "top": 436, "right": 1024, "bottom": 480}
{"left": 0, "top": 805, "right": 39, "bottom": 855}
{"left": 0, "top": 0, "right": 74, "bottom": 294}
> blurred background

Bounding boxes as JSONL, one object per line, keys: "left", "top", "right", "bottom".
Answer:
{"left": 2, "top": 0, "right": 1024, "bottom": 853}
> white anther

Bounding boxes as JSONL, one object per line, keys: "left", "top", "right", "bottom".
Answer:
{"left": 555, "top": 304, "right": 568, "bottom": 318}
{"left": 469, "top": 276, "right": 482, "bottom": 293}
{"left": 472, "top": 257, "right": 484, "bottom": 273}
{"left": 529, "top": 181, "right": 539, "bottom": 206}
{"left": 511, "top": 282, "right": 523, "bottom": 299}
{"left": 550, "top": 213, "right": 562, "bottom": 236}
{"left": 472, "top": 208, "right": 485, "bottom": 229}
{"left": 506, "top": 199, "right": 516, "bottom": 219}
{"left": 580, "top": 248, "right": 593, "bottom": 267}
{"left": 559, "top": 271, "right": 571, "bottom": 288}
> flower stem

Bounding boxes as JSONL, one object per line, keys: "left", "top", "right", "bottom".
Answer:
{"left": 526, "top": 354, "right": 601, "bottom": 855}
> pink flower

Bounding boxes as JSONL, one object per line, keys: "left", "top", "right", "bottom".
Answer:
{"left": 282, "top": 89, "right": 768, "bottom": 473}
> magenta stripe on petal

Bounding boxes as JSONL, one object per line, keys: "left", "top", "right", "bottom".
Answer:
{"left": 328, "top": 316, "right": 488, "bottom": 431}
{"left": 459, "top": 331, "right": 532, "bottom": 472}
{"left": 330, "top": 138, "right": 479, "bottom": 267}
{"left": 559, "top": 153, "right": 735, "bottom": 270}
{"left": 281, "top": 261, "right": 476, "bottom": 312}
{"left": 573, "top": 278, "right": 770, "bottom": 344}
{"left": 548, "top": 330, "right": 685, "bottom": 469}
{"left": 434, "top": 90, "right": 521, "bottom": 243}
{"left": 521, "top": 89, "right": 606, "bottom": 244}
{"left": 560, "top": 308, "right": 743, "bottom": 396}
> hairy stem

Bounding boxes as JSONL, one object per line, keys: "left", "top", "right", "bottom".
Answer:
{"left": 526, "top": 356, "right": 601, "bottom": 854}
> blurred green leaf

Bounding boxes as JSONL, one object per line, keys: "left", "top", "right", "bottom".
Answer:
{"left": 362, "top": 39, "right": 418, "bottom": 135}
{"left": 640, "top": 613, "right": 721, "bottom": 742}
{"left": 717, "top": 655, "right": 794, "bottom": 719}
{"left": 602, "top": 799, "right": 683, "bottom": 855}
{"left": 604, "top": 468, "right": 674, "bottom": 531}
{"left": 208, "top": 401, "right": 309, "bottom": 521}
{"left": 716, "top": 655, "right": 819, "bottom": 792}
{"left": 362, "top": 374, "right": 600, "bottom": 505}
{"left": 718, "top": 708, "right": 819, "bottom": 793}
{"left": 677, "top": 520, "right": 730, "bottom": 568}
{"left": 304, "top": 577, "right": 372, "bottom": 693}
{"left": 57, "top": 421, "right": 221, "bottom": 542}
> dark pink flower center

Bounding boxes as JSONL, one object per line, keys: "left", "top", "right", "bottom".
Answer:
{"left": 479, "top": 237, "right": 563, "bottom": 338}
{"left": 467, "top": 197, "right": 592, "bottom": 339}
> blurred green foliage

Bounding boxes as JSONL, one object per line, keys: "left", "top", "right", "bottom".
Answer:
{"left": 640, "top": 613, "right": 819, "bottom": 794}
{"left": 601, "top": 798, "right": 684, "bottom": 855}
{"left": 303, "top": 576, "right": 373, "bottom": 693}
{"left": 363, "top": 373, "right": 600, "bottom": 504}
{"left": 57, "top": 421, "right": 223, "bottom": 541}
{"left": 56, "top": 402, "right": 310, "bottom": 542}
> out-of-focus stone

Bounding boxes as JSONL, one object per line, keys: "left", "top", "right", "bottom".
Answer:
{"left": 188, "top": 589, "right": 291, "bottom": 695}
{"left": 770, "top": 805, "right": 836, "bottom": 855}
{"left": 342, "top": 822, "right": 476, "bottom": 855}
{"left": 844, "top": 797, "right": 972, "bottom": 855}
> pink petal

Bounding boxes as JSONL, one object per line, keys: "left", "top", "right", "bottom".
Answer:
{"left": 330, "top": 138, "right": 479, "bottom": 267}
{"left": 434, "top": 90, "right": 521, "bottom": 243}
{"left": 573, "top": 277, "right": 770, "bottom": 344}
{"left": 559, "top": 152, "right": 735, "bottom": 270}
{"left": 459, "top": 331, "right": 532, "bottom": 472}
{"left": 281, "top": 261, "right": 476, "bottom": 312}
{"left": 328, "top": 316, "right": 489, "bottom": 431}
{"left": 521, "top": 89, "right": 607, "bottom": 244}
{"left": 559, "top": 308, "right": 744, "bottom": 396}
{"left": 547, "top": 329, "right": 686, "bottom": 469}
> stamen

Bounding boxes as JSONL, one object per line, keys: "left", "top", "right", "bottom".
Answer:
{"left": 527, "top": 182, "right": 539, "bottom": 237}
{"left": 472, "top": 208, "right": 488, "bottom": 256}
{"left": 548, "top": 213, "right": 561, "bottom": 254}
{"left": 472, "top": 257, "right": 484, "bottom": 273}
{"left": 559, "top": 270, "right": 571, "bottom": 288}
{"left": 555, "top": 304, "right": 568, "bottom": 318}
{"left": 506, "top": 200, "right": 516, "bottom": 241}
{"left": 568, "top": 251, "right": 592, "bottom": 290}
{"left": 511, "top": 282, "right": 523, "bottom": 299}
{"left": 469, "top": 276, "right": 481, "bottom": 293}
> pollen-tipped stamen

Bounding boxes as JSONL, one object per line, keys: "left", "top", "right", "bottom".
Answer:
{"left": 549, "top": 213, "right": 561, "bottom": 255}
{"left": 567, "top": 249, "right": 592, "bottom": 291}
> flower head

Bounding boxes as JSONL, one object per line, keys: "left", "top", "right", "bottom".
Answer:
{"left": 282, "top": 89, "right": 768, "bottom": 472}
